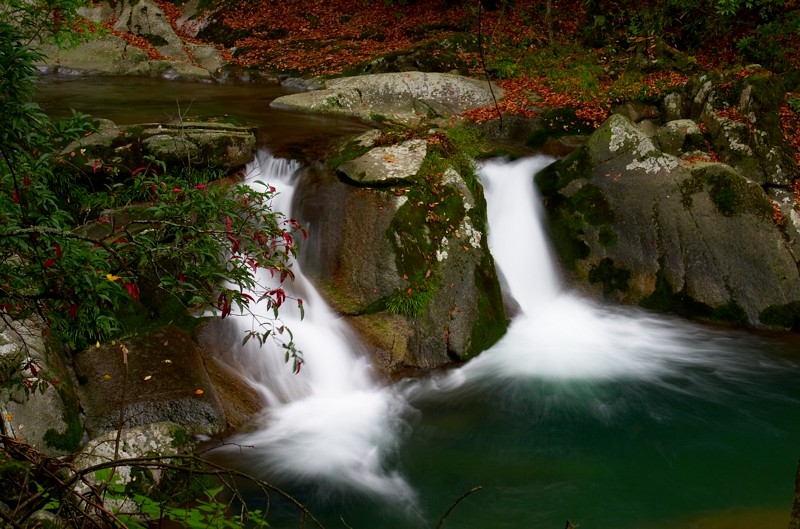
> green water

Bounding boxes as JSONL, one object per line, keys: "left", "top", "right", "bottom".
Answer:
{"left": 235, "top": 327, "right": 799, "bottom": 529}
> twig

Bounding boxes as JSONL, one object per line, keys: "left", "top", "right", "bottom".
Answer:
{"left": 476, "top": 0, "right": 502, "bottom": 130}
{"left": 435, "top": 485, "right": 483, "bottom": 529}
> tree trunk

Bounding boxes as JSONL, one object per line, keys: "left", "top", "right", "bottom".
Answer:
{"left": 545, "top": 0, "right": 554, "bottom": 46}
{"left": 791, "top": 459, "right": 800, "bottom": 529}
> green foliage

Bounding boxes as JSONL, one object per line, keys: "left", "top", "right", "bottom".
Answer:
{"left": 1, "top": 1, "right": 305, "bottom": 387}
{"left": 734, "top": 8, "right": 800, "bottom": 72}
{"left": 384, "top": 283, "right": 435, "bottom": 316}
{"left": 42, "top": 388, "right": 82, "bottom": 452}
{"left": 521, "top": 44, "right": 606, "bottom": 100}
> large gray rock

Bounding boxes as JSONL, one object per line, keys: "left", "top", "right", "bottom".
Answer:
{"left": 537, "top": 113, "right": 800, "bottom": 327}
{"left": 338, "top": 137, "right": 428, "bottom": 185}
{"left": 271, "top": 72, "right": 504, "bottom": 125}
{"left": 296, "top": 133, "right": 506, "bottom": 370}
{"left": 74, "top": 326, "right": 225, "bottom": 437}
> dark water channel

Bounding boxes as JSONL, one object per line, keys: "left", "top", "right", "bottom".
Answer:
{"left": 35, "top": 75, "right": 800, "bottom": 529}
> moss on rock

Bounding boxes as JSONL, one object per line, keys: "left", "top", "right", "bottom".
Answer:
{"left": 588, "top": 257, "right": 631, "bottom": 298}
{"left": 759, "top": 302, "right": 800, "bottom": 330}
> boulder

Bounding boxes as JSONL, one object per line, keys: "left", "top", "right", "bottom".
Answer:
{"left": 61, "top": 118, "right": 257, "bottom": 181}
{"left": 296, "top": 132, "right": 506, "bottom": 370}
{"left": 663, "top": 70, "right": 798, "bottom": 186}
{"left": 338, "top": 138, "right": 428, "bottom": 185}
{"left": 74, "top": 326, "right": 225, "bottom": 437}
{"left": 36, "top": 0, "right": 228, "bottom": 80}
{"left": 537, "top": 113, "right": 800, "bottom": 327}
{"left": 270, "top": 72, "right": 504, "bottom": 125}
{"left": 0, "top": 321, "right": 82, "bottom": 456}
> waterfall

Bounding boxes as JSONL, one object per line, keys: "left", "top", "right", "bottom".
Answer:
{"left": 214, "top": 153, "right": 776, "bottom": 524}
{"left": 215, "top": 150, "right": 415, "bottom": 504}
{"left": 439, "top": 157, "right": 758, "bottom": 388}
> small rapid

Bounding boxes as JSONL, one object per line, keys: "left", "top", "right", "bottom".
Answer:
{"left": 432, "top": 158, "right": 772, "bottom": 391}
{"left": 213, "top": 151, "right": 415, "bottom": 505}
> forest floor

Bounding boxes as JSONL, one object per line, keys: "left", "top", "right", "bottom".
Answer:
{"left": 149, "top": 0, "right": 800, "bottom": 158}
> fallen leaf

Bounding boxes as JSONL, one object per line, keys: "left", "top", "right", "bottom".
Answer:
{"left": 194, "top": 389, "right": 204, "bottom": 395}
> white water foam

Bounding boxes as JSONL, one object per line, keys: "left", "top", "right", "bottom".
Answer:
{"left": 215, "top": 150, "right": 416, "bottom": 505}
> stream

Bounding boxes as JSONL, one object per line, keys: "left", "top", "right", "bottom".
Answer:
{"left": 37, "top": 76, "right": 800, "bottom": 529}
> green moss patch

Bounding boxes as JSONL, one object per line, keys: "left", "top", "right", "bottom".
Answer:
{"left": 588, "top": 258, "right": 631, "bottom": 297}
{"left": 639, "top": 268, "right": 713, "bottom": 319}
{"left": 43, "top": 387, "right": 83, "bottom": 453}
{"left": 536, "top": 158, "right": 617, "bottom": 270}
{"left": 680, "top": 165, "right": 773, "bottom": 218}
{"left": 759, "top": 301, "right": 800, "bottom": 330}
{"left": 465, "top": 256, "right": 508, "bottom": 360}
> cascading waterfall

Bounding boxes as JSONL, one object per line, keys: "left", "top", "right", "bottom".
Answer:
{"left": 215, "top": 150, "right": 415, "bottom": 504}
{"left": 441, "top": 157, "right": 763, "bottom": 388}
{"left": 214, "top": 152, "right": 796, "bottom": 529}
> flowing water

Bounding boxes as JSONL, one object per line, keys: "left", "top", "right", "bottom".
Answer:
{"left": 215, "top": 154, "right": 800, "bottom": 529}
{"left": 36, "top": 77, "right": 800, "bottom": 529}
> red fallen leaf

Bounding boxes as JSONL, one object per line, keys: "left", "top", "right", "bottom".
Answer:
{"left": 12, "top": 192, "right": 19, "bottom": 204}
{"left": 124, "top": 283, "right": 140, "bottom": 301}
{"left": 194, "top": 184, "right": 208, "bottom": 190}
{"left": 55, "top": 243, "right": 62, "bottom": 259}
{"left": 43, "top": 258, "right": 55, "bottom": 269}
{"left": 68, "top": 304, "right": 78, "bottom": 318}
{"left": 173, "top": 186, "right": 182, "bottom": 193}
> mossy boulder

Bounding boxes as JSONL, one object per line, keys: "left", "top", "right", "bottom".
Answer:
{"left": 61, "top": 118, "right": 256, "bottom": 184}
{"left": 664, "top": 70, "right": 798, "bottom": 186}
{"left": 295, "top": 133, "right": 506, "bottom": 370}
{"left": 538, "top": 113, "right": 800, "bottom": 327}
{"left": 36, "top": 0, "right": 228, "bottom": 79}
